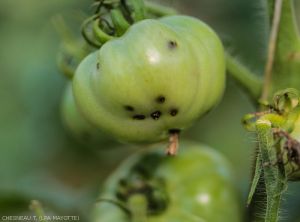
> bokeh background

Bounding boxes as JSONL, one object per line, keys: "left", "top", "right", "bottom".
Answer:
{"left": 0, "top": 0, "right": 300, "bottom": 221}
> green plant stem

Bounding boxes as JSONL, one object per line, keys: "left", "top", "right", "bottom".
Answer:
{"left": 128, "top": 0, "right": 146, "bottom": 21}
{"left": 261, "top": 0, "right": 283, "bottom": 101}
{"left": 249, "top": 1, "right": 298, "bottom": 221}
{"left": 225, "top": 53, "right": 262, "bottom": 100}
{"left": 128, "top": 194, "right": 148, "bottom": 222}
{"left": 145, "top": 1, "right": 177, "bottom": 16}
{"left": 111, "top": 9, "right": 130, "bottom": 36}
{"left": 256, "top": 120, "right": 286, "bottom": 222}
{"left": 29, "top": 200, "right": 47, "bottom": 222}
{"left": 52, "top": 15, "right": 75, "bottom": 43}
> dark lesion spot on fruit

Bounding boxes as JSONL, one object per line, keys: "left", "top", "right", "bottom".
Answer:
{"left": 168, "top": 40, "right": 177, "bottom": 49}
{"left": 96, "top": 62, "right": 100, "bottom": 70}
{"left": 151, "top": 111, "right": 162, "bottom": 120}
{"left": 156, "top": 96, "right": 166, "bottom": 104}
{"left": 169, "top": 129, "right": 180, "bottom": 134}
{"left": 133, "top": 114, "right": 146, "bottom": 120}
{"left": 124, "top": 105, "right": 134, "bottom": 112}
{"left": 169, "top": 109, "right": 178, "bottom": 116}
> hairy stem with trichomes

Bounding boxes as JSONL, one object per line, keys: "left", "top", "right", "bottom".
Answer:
{"left": 248, "top": 0, "right": 300, "bottom": 221}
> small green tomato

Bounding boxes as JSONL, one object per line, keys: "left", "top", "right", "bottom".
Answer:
{"left": 73, "top": 15, "right": 225, "bottom": 146}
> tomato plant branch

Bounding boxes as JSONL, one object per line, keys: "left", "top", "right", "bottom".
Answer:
{"left": 255, "top": 120, "right": 286, "bottom": 222}
{"left": 261, "top": 0, "right": 283, "bottom": 101}
{"left": 225, "top": 53, "right": 262, "bottom": 100}
{"left": 248, "top": 1, "right": 288, "bottom": 220}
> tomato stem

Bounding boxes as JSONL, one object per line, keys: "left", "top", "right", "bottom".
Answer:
{"left": 29, "top": 200, "right": 48, "bottom": 222}
{"left": 127, "top": 0, "right": 146, "bottom": 22}
{"left": 261, "top": 0, "right": 283, "bottom": 101}
{"left": 225, "top": 53, "right": 263, "bottom": 101}
{"left": 254, "top": 120, "right": 287, "bottom": 222}
{"left": 111, "top": 9, "right": 130, "bottom": 36}
{"left": 166, "top": 131, "right": 179, "bottom": 156}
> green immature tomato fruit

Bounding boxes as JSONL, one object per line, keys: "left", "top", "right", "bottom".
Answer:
{"left": 91, "top": 142, "right": 241, "bottom": 222}
{"left": 61, "top": 83, "right": 114, "bottom": 147}
{"left": 73, "top": 15, "right": 225, "bottom": 143}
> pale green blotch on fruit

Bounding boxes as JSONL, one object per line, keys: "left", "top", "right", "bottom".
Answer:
{"left": 73, "top": 15, "right": 225, "bottom": 142}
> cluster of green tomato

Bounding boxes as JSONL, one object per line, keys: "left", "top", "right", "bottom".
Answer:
{"left": 57, "top": 1, "right": 243, "bottom": 221}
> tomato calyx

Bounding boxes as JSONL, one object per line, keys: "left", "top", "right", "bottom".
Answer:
{"left": 82, "top": 0, "right": 145, "bottom": 48}
{"left": 81, "top": 0, "right": 177, "bottom": 48}
{"left": 116, "top": 178, "right": 169, "bottom": 215}
{"left": 101, "top": 152, "right": 170, "bottom": 217}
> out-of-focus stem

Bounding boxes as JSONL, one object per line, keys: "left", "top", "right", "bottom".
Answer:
{"left": 261, "top": 0, "right": 283, "bottom": 101}
{"left": 225, "top": 53, "right": 262, "bottom": 100}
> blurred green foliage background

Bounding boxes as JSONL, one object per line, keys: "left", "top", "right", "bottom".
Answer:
{"left": 0, "top": 0, "right": 300, "bottom": 220}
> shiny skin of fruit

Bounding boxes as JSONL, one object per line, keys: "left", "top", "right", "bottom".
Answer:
{"left": 91, "top": 142, "right": 242, "bottom": 222}
{"left": 61, "top": 83, "right": 114, "bottom": 147}
{"left": 73, "top": 15, "right": 225, "bottom": 143}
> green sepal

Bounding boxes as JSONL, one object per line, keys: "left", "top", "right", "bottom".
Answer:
{"left": 127, "top": 0, "right": 146, "bottom": 22}
{"left": 111, "top": 9, "right": 130, "bottom": 36}
{"left": 247, "top": 151, "right": 262, "bottom": 206}
{"left": 273, "top": 88, "right": 299, "bottom": 114}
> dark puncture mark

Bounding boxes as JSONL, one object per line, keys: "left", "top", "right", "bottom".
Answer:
{"left": 170, "top": 109, "right": 178, "bottom": 116}
{"left": 156, "top": 96, "right": 166, "bottom": 104}
{"left": 168, "top": 40, "right": 177, "bottom": 49}
{"left": 124, "top": 105, "right": 134, "bottom": 112}
{"left": 151, "top": 111, "right": 162, "bottom": 120}
{"left": 133, "top": 114, "right": 146, "bottom": 120}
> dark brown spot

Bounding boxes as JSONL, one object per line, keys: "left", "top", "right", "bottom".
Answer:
{"left": 151, "top": 111, "right": 161, "bottom": 120}
{"left": 170, "top": 109, "right": 178, "bottom": 116}
{"left": 96, "top": 62, "right": 100, "bottom": 69}
{"left": 284, "top": 93, "right": 289, "bottom": 98}
{"left": 124, "top": 105, "right": 134, "bottom": 112}
{"left": 168, "top": 40, "right": 177, "bottom": 49}
{"left": 156, "top": 96, "right": 166, "bottom": 104}
{"left": 133, "top": 114, "right": 146, "bottom": 120}
{"left": 169, "top": 129, "right": 180, "bottom": 134}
